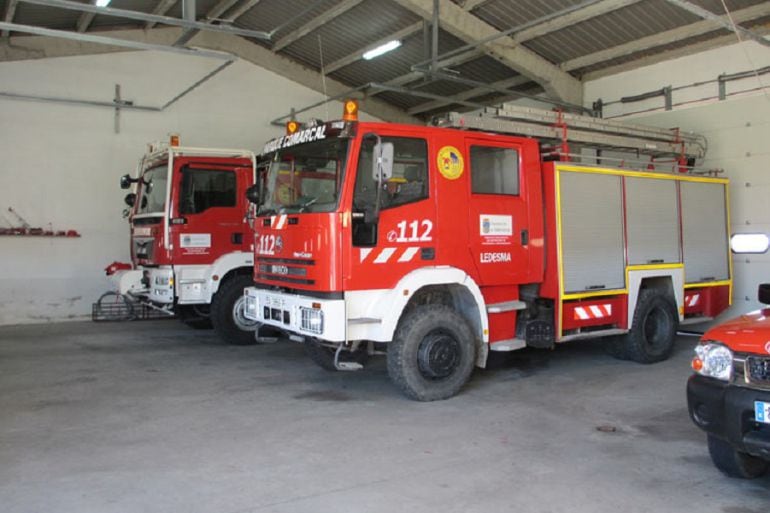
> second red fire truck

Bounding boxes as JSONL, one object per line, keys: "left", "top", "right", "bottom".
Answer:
{"left": 242, "top": 102, "right": 732, "bottom": 401}
{"left": 113, "top": 138, "right": 262, "bottom": 345}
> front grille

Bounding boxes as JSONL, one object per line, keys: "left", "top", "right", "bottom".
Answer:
{"left": 746, "top": 356, "right": 770, "bottom": 386}
{"left": 257, "top": 256, "right": 314, "bottom": 285}
{"left": 134, "top": 238, "right": 154, "bottom": 260}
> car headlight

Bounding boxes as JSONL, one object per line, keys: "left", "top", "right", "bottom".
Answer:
{"left": 692, "top": 342, "right": 733, "bottom": 381}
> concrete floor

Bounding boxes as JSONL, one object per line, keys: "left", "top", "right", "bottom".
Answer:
{"left": 1, "top": 321, "right": 768, "bottom": 513}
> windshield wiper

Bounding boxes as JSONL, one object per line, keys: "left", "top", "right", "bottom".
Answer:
{"left": 257, "top": 207, "right": 277, "bottom": 217}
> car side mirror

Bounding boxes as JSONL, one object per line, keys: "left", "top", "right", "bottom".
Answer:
{"left": 372, "top": 142, "right": 394, "bottom": 183}
{"left": 120, "top": 174, "right": 133, "bottom": 189}
{"left": 124, "top": 193, "right": 136, "bottom": 207}
{"left": 759, "top": 283, "right": 770, "bottom": 305}
{"left": 245, "top": 184, "right": 260, "bottom": 205}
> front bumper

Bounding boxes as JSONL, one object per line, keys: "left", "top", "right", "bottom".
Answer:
{"left": 687, "top": 374, "right": 770, "bottom": 459}
{"left": 243, "top": 287, "right": 345, "bottom": 342}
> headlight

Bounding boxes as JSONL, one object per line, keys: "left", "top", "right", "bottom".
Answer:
{"left": 244, "top": 295, "right": 257, "bottom": 318}
{"left": 692, "top": 342, "right": 733, "bottom": 381}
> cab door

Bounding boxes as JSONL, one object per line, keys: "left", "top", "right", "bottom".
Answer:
{"left": 465, "top": 138, "right": 530, "bottom": 285}
{"left": 171, "top": 160, "right": 250, "bottom": 264}
{"left": 347, "top": 131, "right": 435, "bottom": 291}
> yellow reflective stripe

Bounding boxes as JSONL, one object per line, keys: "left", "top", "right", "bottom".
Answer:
{"left": 626, "top": 263, "right": 683, "bottom": 271}
{"left": 684, "top": 280, "right": 732, "bottom": 289}
{"left": 562, "top": 289, "right": 628, "bottom": 301}
{"left": 554, "top": 163, "right": 729, "bottom": 184}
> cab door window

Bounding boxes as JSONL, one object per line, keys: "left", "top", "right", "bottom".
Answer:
{"left": 354, "top": 136, "right": 428, "bottom": 211}
{"left": 179, "top": 167, "right": 236, "bottom": 215}
{"left": 470, "top": 146, "right": 519, "bottom": 195}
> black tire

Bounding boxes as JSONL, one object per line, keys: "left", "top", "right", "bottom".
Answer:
{"left": 176, "top": 304, "right": 213, "bottom": 330}
{"left": 611, "top": 289, "right": 678, "bottom": 364}
{"left": 707, "top": 434, "right": 769, "bottom": 479}
{"left": 305, "top": 340, "right": 369, "bottom": 371}
{"left": 211, "top": 275, "right": 259, "bottom": 345}
{"left": 387, "top": 305, "right": 476, "bottom": 401}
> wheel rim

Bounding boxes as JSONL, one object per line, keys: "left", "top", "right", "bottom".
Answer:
{"left": 642, "top": 306, "right": 670, "bottom": 352}
{"left": 417, "top": 331, "right": 461, "bottom": 380}
{"left": 232, "top": 296, "right": 259, "bottom": 331}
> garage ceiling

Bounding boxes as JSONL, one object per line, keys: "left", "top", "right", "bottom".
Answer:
{"left": 1, "top": 0, "right": 769, "bottom": 120}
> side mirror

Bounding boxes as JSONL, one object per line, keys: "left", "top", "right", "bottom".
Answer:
{"left": 120, "top": 174, "right": 133, "bottom": 189}
{"left": 759, "top": 283, "right": 770, "bottom": 305}
{"left": 124, "top": 193, "right": 136, "bottom": 207}
{"left": 372, "top": 142, "right": 394, "bottom": 183}
{"left": 245, "top": 184, "right": 260, "bottom": 205}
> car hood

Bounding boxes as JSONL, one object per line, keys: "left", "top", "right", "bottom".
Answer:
{"left": 702, "top": 308, "right": 770, "bottom": 355}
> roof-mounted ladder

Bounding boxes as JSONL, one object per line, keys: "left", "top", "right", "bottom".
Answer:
{"left": 432, "top": 103, "right": 707, "bottom": 168}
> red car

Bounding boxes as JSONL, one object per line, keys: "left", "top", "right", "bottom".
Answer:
{"left": 687, "top": 284, "right": 770, "bottom": 478}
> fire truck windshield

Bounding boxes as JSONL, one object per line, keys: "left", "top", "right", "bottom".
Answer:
{"left": 259, "top": 138, "right": 350, "bottom": 215}
{"left": 136, "top": 165, "right": 168, "bottom": 215}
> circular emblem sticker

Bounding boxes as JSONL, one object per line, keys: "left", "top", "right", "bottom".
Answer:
{"left": 437, "top": 145, "right": 464, "bottom": 180}
{"left": 765, "top": 341, "right": 770, "bottom": 355}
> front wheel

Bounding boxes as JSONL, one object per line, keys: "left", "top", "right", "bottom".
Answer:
{"left": 707, "top": 434, "right": 769, "bottom": 478}
{"left": 211, "top": 275, "right": 259, "bottom": 345}
{"left": 387, "top": 305, "right": 476, "bottom": 401}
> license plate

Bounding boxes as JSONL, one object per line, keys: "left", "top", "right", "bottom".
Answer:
{"left": 755, "top": 401, "right": 770, "bottom": 424}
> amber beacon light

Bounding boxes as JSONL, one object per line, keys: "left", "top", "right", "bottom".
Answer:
{"left": 286, "top": 120, "right": 300, "bottom": 135}
{"left": 343, "top": 99, "right": 359, "bottom": 121}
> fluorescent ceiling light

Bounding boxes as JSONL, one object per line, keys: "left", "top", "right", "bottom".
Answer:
{"left": 95, "top": 0, "right": 112, "bottom": 7}
{"left": 363, "top": 40, "right": 401, "bottom": 61}
{"left": 731, "top": 233, "right": 769, "bottom": 254}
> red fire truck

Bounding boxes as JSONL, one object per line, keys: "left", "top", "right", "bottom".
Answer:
{"left": 112, "top": 138, "right": 262, "bottom": 345}
{"left": 243, "top": 102, "right": 732, "bottom": 400}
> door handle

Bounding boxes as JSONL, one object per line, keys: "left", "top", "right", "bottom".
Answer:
{"left": 231, "top": 232, "right": 243, "bottom": 244}
{"left": 520, "top": 229, "right": 529, "bottom": 246}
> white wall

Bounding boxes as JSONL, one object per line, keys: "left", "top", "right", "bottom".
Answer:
{"left": 0, "top": 50, "right": 377, "bottom": 325}
{"left": 585, "top": 41, "right": 770, "bottom": 321}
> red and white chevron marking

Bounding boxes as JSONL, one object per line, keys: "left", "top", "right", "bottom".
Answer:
{"left": 360, "top": 247, "right": 420, "bottom": 264}
{"left": 573, "top": 304, "right": 613, "bottom": 321}
{"left": 270, "top": 215, "right": 289, "bottom": 230}
{"left": 685, "top": 293, "right": 701, "bottom": 308}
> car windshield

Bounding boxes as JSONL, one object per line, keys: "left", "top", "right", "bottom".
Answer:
{"left": 136, "top": 165, "right": 168, "bottom": 215}
{"left": 259, "top": 137, "right": 349, "bottom": 215}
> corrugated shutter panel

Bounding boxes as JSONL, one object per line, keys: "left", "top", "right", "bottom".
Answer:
{"left": 560, "top": 172, "right": 625, "bottom": 293}
{"left": 625, "top": 177, "right": 680, "bottom": 265}
{"left": 680, "top": 181, "right": 729, "bottom": 283}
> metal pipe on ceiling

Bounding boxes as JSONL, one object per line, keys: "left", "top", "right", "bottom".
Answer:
{"left": 17, "top": 0, "right": 271, "bottom": 40}
{"left": 266, "top": 0, "right": 327, "bottom": 39}
{"left": 183, "top": 0, "right": 196, "bottom": 22}
{"left": 664, "top": 0, "right": 770, "bottom": 49}
{"left": 427, "top": 71, "right": 589, "bottom": 113}
{"left": 0, "top": 60, "right": 234, "bottom": 112}
{"left": 269, "top": 81, "right": 487, "bottom": 127}
{"left": 269, "top": 84, "right": 371, "bottom": 126}
{"left": 0, "top": 21, "right": 235, "bottom": 60}
{"left": 411, "top": 0, "right": 604, "bottom": 70}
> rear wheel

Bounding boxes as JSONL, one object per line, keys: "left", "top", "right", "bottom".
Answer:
{"left": 608, "top": 289, "right": 677, "bottom": 363}
{"left": 211, "top": 275, "right": 259, "bottom": 345}
{"left": 387, "top": 305, "right": 476, "bottom": 401}
{"left": 707, "top": 434, "right": 769, "bottom": 478}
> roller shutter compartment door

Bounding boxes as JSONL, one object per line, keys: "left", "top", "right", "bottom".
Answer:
{"left": 559, "top": 172, "right": 625, "bottom": 294}
{"left": 625, "top": 177, "right": 681, "bottom": 265}
{"left": 680, "top": 181, "right": 729, "bottom": 283}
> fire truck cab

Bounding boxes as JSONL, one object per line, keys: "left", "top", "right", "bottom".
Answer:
{"left": 243, "top": 102, "right": 731, "bottom": 401}
{"left": 114, "top": 140, "right": 261, "bottom": 345}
